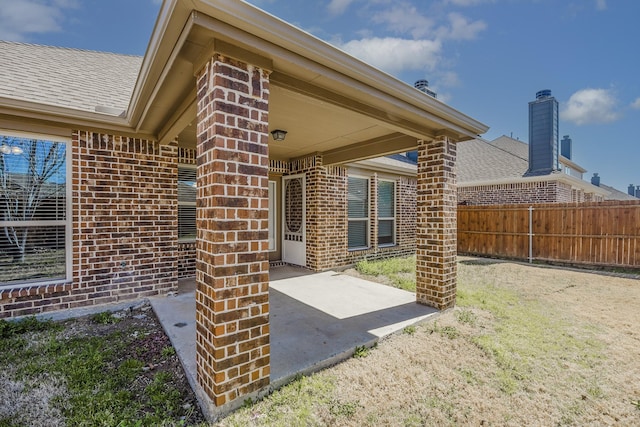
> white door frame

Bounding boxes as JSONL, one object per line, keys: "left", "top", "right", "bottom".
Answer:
{"left": 282, "top": 174, "right": 306, "bottom": 266}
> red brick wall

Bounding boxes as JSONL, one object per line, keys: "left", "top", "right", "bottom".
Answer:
{"left": 458, "top": 180, "right": 576, "bottom": 205}
{"left": 194, "top": 54, "right": 270, "bottom": 407}
{"left": 396, "top": 176, "right": 417, "bottom": 249}
{"left": 171, "top": 155, "right": 417, "bottom": 275}
{"left": 290, "top": 156, "right": 347, "bottom": 271}
{"left": 297, "top": 156, "right": 417, "bottom": 271}
{"left": 178, "top": 242, "right": 196, "bottom": 278}
{"left": 0, "top": 131, "right": 178, "bottom": 318}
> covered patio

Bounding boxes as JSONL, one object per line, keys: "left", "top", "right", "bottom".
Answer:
{"left": 150, "top": 266, "right": 438, "bottom": 418}
{"left": 132, "top": 0, "right": 488, "bottom": 417}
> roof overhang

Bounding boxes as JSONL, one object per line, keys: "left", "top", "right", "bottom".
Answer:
{"left": 126, "top": 0, "right": 488, "bottom": 162}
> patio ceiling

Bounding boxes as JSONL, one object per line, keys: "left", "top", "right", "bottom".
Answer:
{"left": 175, "top": 84, "right": 408, "bottom": 163}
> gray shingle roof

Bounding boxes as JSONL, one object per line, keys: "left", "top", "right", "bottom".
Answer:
{"left": 598, "top": 183, "right": 639, "bottom": 201}
{"left": 489, "top": 135, "right": 529, "bottom": 159}
{"left": 0, "top": 41, "right": 141, "bottom": 114}
{"left": 457, "top": 136, "right": 529, "bottom": 183}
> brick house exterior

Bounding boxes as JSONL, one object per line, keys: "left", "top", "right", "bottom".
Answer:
{"left": 0, "top": 0, "right": 488, "bottom": 414}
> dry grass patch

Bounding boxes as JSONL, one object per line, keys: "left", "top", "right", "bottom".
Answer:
{"left": 218, "top": 257, "right": 640, "bottom": 426}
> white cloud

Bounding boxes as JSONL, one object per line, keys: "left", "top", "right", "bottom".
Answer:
{"left": 439, "top": 12, "right": 487, "bottom": 40}
{"left": 437, "top": 71, "right": 460, "bottom": 87}
{"left": 338, "top": 37, "right": 442, "bottom": 75}
{"left": 372, "top": 5, "right": 485, "bottom": 41}
{"left": 631, "top": 98, "right": 640, "bottom": 109}
{"left": 331, "top": 2, "right": 485, "bottom": 82}
{"left": 372, "top": 4, "right": 435, "bottom": 39}
{"left": 560, "top": 88, "right": 621, "bottom": 125}
{"left": 596, "top": 0, "right": 607, "bottom": 11}
{"left": 328, "top": 0, "right": 355, "bottom": 16}
{"left": 0, "top": 0, "right": 78, "bottom": 41}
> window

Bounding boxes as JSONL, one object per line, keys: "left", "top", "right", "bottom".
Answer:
{"left": 0, "top": 133, "right": 70, "bottom": 286}
{"left": 348, "top": 176, "right": 369, "bottom": 249}
{"left": 178, "top": 165, "right": 196, "bottom": 241}
{"left": 378, "top": 180, "right": 395, "bottom": 246}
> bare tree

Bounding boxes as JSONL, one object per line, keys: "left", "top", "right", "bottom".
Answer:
{"left": 0, "top": 137, "right": 66, "bottom": 262}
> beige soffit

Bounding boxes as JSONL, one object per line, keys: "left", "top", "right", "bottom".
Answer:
{"left": 349, "top": 156, "right": 417, "bottom": 177}
{"left": 460, "top": 173, "right": 609, "bottom": 196}
{"left": 128, "top": 0, "right": 489, "bottom": 141}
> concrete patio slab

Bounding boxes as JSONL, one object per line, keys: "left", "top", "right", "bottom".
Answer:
{"left": 149, "top": 267, "right": 438, "bottom": 412}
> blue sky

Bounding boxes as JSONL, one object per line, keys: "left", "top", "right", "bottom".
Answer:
{"left": 0, "top": 0, "right": 638, "bottom": 192}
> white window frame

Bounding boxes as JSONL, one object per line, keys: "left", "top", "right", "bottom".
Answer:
{"left": 268, "top": 180, "right": 276, "bottom": 252}
{"left": 377, "top": 178, "right": 396, "bottom": 247}
{"left": 0, "top": 129, "right": 72, "bottom": 287}
{"left": 347, "top": 175, "right": 370, "bottom": 250}
{"left": 178, "top": 164, "right": 196, "bottom": 242}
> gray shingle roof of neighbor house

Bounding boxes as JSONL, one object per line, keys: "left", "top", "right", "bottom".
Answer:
{"left": 0, "top": 41, "right": 142, "bottom": 115}
{"left": 457, "top": 135, "right": 630, "bottom": 200}
{"left": 598, "top": 183, "right": 639, "bottom": 201}
{"left": 489, "top": 135, "right": 529, "bottom": 160}
{"left": 456, "top": 135, "right": 530, "bottom": 183}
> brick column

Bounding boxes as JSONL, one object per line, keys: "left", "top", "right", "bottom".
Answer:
{"left": 195, "top": 54, "right": 270, "bottom": 407}
{"left": 416, "top": 136, "right": 457, "bottom": 310}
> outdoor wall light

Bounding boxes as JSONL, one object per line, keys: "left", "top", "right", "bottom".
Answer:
{"left": 270, "top": 129, "right": 287, "bottom": 141}
{"left": 0, "top": 144, "right": 23, "bottom": 155}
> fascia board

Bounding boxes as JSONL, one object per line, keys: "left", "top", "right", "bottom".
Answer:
{"left": 0, "top": 96, "right": 146, "bottom": 137}
{"left": 127, "top": 0, "right": 186, "bottom": 126}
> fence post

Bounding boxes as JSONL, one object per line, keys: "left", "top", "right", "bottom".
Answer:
{"left": 528, "top": 206, "right": 533, "bottom": 263}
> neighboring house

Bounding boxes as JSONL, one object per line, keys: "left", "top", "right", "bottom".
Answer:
{"left": 457, "top": 90, "right": 609, "bottom": 205}
{"left": 457, "top": 135, "right": 608, "bottom": 205}
{"left": 0, "top": 0, "right": 487, "bottom": 412}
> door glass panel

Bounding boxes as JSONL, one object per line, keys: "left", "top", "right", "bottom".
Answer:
{"left": 285, "top": 178, "right": 303, "bottom": 234}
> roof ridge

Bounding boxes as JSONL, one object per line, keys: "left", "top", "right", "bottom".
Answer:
{"left": 0, "top": 40, "right": 142, "bottom": 58}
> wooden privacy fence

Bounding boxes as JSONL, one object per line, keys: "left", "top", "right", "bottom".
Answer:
{"left": 458, "top": 200, "right": 640, "bottom": 268}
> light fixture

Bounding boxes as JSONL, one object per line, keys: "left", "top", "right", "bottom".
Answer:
{"left": 0, "top": 144, "right": 22, "bottom": 155}
{"left": 270, "top": 129, "right": 287, "bottom": 141}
